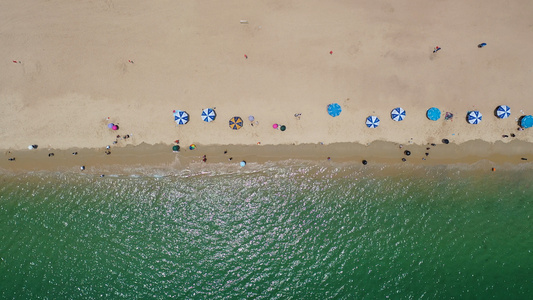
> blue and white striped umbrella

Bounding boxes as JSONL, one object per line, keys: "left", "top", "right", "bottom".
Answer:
{"left": 366, "top": 116, "right": 380, "bottom": 128}
{"left": 496, "top": 105, "right": 511, "bottom": 119}
{"left": 391, "top": 107, "right": 406, "bottom": 121}
{"left": 467, "top": 111, "right": 482, "bottom": 124}
{"left": 173, "top": 110, "right": 189, "bottom": 125}
{"left": 201, "top": 108, "right": 216, "bottom": 122}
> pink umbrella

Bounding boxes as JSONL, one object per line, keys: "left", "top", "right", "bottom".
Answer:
{"left": 112, "top": 125, "right": 118, "bottom": 130}
{"left": 272, "top": 123, "right": 278, "bottom": 129}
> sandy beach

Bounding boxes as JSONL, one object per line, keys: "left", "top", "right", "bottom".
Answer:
{"left": 1, "top": 0, "right": 533, "bottom": 170}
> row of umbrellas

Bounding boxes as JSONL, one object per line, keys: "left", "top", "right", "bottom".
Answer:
{"left": 173, "top": 109, "right": 254, "bottom": 130}
{"left": 174, "top": 104, "right": 532, "bottom": 130}
{"left": 327, "top": 103, "right": 532, "bottom": 128}
{"left": 426, "top": 106, "right": 512, "bottom": 125}
{"left": 174, "top": 108, "right": 217, "bottom": 125}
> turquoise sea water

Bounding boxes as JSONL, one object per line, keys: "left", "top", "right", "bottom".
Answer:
{"left": 0, "top": 163, "right": 532, "bottom": 299}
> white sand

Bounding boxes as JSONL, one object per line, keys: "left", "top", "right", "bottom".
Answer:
{"left": 1, "top": 0, "right": 532, "bottom": 151}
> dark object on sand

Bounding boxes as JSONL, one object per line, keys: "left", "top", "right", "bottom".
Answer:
{"left": 425, "top": 153, "right": 429, "bottom": 156}
{"left": 442, "top": 139, "right": 450, "bottom": 144}
{"left": 445, "top": 112, "right": 454, "bottom": 120}
{"left": 48, "top": 153, "right": 54, "bottom": 157}
{"left": 32, "top": 144, "right": 38, "bottom": 149}
{"left": 72, "top": 152, "right": 78, "bottom": 155}
{"left": 402, "top": 158, "right": 407, "bottom": 162}
{"left": 80, "top": 166, "right": 85, "bottom": 171}
{"left": 521, "top": 158, "right": 528, "bottom": 161}
{"left": 362, "top": 160, "right": 368, "bottom": 165}
{"left": 478, "top": 43, "right": 487, "bottom": 48}
{"left": 511, "top": 133, "right": 516, "bottom": 137}
{"left": 502, "top": 135, "right": 509, "bottom": 138}
{"left": 224, "top": 150, "right": 227, "bottom": 154}
{"left": 8, "top": 158, "right": 15, "bottom": 161}
{"left": 431, "top": 143, "right": 436, "bottom": 146}
{"left": 404, "top": 150, "right": 411, "bottom": 156}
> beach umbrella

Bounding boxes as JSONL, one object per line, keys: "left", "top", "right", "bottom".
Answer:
{"left": 112, "top": 125, "right": 118, "bottom": 130}
{"left": 478, "top": 43, "right": 487, "bottom": 48}
{"left": 496, "top": 105, "right": 511, "bottom": 119}
{"left": 521, "top": 115, "right": 533, "bottom": 128}
{"left": 467, "top": 111, "right": 483, "bottom": 124}
{"left": 229, "top": 117, "right": 243, "bottom": 130}
{"left": 107, "top": 123, "right": 114, "bottom": 129}
{"left": 173, "top": 110, "right": 189, "bottom": 125}
{"left": 189, "top": 144, "right": 196, "bottom": 150}
{"left": 201, "top": 108, "right": 216, "bottom": 122}
{"left": 240, "top": 161, "right": 246, "bottom": 167}
{"left": 248, "top": 115, "right": 255, "bottom": 122}
{"left": 391, "top": 107, "right": 406, "bottom": 121}
{"left": 280, "top": 125, "right": 286, "bottom": 131}
{"left": 272, "top": 123, "right": 278, "bottom": 129}
{"left": 327, "top": 103, "right": 342, "bottom": 117}
{"left": 366, "top": 116, "right": 380, "bottom": 128}
{"left": 427, "top": 107, "right": 441, "bottom": 121}
{"left": 172, "top": 145, "right": 180, "bottom": 152}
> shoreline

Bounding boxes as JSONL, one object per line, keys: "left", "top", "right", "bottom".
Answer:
{"left": 1, "top": 139, "right": 531, "bottom": 176}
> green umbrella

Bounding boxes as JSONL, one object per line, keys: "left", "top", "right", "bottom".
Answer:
{"left": 280, "top": 125, "right": 286, "bottom": 131}
{"left": 172, "top": 145, "right": 180, "bottom": 152}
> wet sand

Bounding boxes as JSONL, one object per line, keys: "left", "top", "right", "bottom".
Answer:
{"left": 1, "top": 140, "right": 531, "bottom": 176}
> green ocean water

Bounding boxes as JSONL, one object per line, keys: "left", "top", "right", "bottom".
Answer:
{"left": 0, "top": 163, "right": 531, "bottom": 299}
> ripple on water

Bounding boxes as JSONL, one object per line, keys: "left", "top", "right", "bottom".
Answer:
{"left": 0, "top": 164, "right": 532, "bottom": 298}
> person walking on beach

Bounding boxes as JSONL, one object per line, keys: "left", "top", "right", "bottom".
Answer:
{"left": 433, "top": 46, "right": 441, "bottom": 53}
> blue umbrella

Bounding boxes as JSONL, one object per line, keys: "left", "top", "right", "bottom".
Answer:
{"left": 521, "top": 115, "right": 533, "bottom": 128}
{"left": 201, "top": 108, "right": 216, "bottom": 122}
{"left": 327, "top": 103, "right": 342, "bottom": 117}
{"left": 173, "top": 110, "right": 189, "bottom": 125}
{"left": 391, "top": 107, "right": 406, "bottom": 121}
{"left": 366, "top": 116, "right": 380, "bottom": 128}
{"left": 467, "top": 111, "right": 482, "bottom": 124}
{"left": 427, "top": 107, "right": 441, "bottom": 121}
{"left": 496, "top": 105, "right": 511, "bottom": 119}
